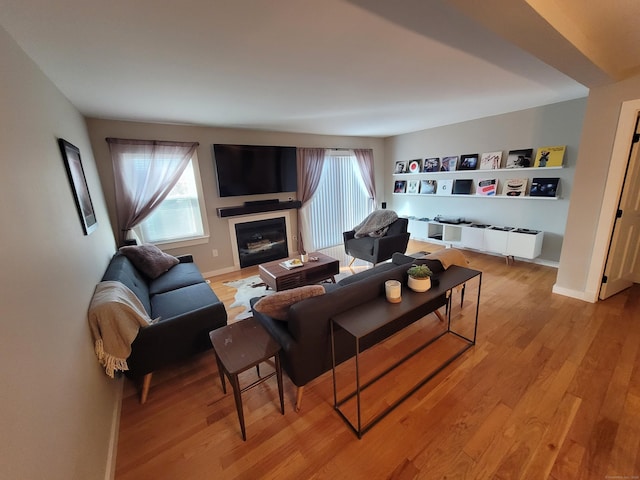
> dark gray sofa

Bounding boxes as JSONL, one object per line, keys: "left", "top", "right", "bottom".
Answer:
{"left": 251, "top": 252, "right": 450, "bottom": 411}
{"left": 102, "top": 252, "right": 227, "bottom": 402}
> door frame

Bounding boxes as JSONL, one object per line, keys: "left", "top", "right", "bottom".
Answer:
{"left": 585, "top": 99, "right": 640, "bottom": 302}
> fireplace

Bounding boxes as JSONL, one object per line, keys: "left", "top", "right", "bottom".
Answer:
{"left": 234, "top": 217, "right": 288, "bottom": 268}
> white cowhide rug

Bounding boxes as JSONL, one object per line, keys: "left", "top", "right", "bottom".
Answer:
{"left": 224, "top": 275, "right": 273, "bottom": 320}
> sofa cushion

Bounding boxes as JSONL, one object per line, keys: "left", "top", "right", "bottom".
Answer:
{"left": 345, "top": 236, "right": 375, "bottom": 255}
{"left": 150, "top": 282, "right": 222, "bottom": 321}
{"left": 337, "top": 262, "right": 398, "bottom": 286}
{"left": 101, "top": 254, "right": 151, "bottom": 314}
{"left": 254, "top": 285, "right": 326, "bottom": 321}
{"left": 148, "top": 263, "right": 206, "bottom": 295}
{"left": 119, "top": 244, "right": 179, "bottom": 279}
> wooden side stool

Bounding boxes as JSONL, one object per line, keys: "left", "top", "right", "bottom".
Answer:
{"left": 209, "top": 318, "right": 284, "bottom": 441}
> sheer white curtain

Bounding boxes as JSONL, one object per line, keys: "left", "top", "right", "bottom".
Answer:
{"left": 308, "top": 151, "right": 373, "bottom": 250}
{"left": 106, "top": 138, "right": 198, "bottom": 245}
{"left": 296, "top": 148, "right": 326, "bottom": 254}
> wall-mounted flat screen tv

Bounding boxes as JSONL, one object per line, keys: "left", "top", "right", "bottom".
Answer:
{"left": 212, "top": 144, "right": 297, "bottom": 197}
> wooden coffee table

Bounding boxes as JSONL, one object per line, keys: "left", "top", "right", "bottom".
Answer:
{"left": 259, "top": 252, "right": 340, "bottom": 291}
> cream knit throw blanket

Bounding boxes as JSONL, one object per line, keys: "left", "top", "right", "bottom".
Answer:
{"left": 88, "top": 281, "right": 153, "bottom": 378}
{"left": 424, "top": 248, "right": 469, "bottom": 269}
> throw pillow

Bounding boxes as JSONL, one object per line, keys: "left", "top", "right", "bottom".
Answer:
{"left": 119, "top": 244, "right": 179, "bottom": 279}
{"left": 253, "top": 285, "right": 326, "bottom": 321}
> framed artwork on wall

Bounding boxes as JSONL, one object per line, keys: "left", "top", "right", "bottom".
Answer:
{"left": 58, "top": 138, "right": 98, "bottom": 235}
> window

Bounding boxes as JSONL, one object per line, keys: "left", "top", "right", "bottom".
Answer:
{"left": 308, "top": 151, "right": 373, "bottom": 249}
{"left": 134, "top": 155, "right": 209, "bottom": 246}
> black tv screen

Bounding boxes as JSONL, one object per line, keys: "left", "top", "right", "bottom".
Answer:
{"left": 212, "top": 144, "right": 297, "bottom": 197}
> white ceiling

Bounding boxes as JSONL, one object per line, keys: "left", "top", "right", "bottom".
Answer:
{"left": 1, "top": 0, "right": 636, "bottom": 137}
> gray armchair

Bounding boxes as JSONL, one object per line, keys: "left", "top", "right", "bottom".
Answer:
{"left": 343, "top": 217, "right": 410, "bottom": 265}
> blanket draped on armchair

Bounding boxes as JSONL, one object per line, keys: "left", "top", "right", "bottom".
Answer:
{"left": 88, "top": 281, "right": 154, "bottom": 377}
{"left": 353, "top": 210, "right": 398, "bottom": 238}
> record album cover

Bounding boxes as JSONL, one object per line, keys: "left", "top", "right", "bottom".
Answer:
{"left": 476, "top": 178, "right": 498, "bottom": 196}
{"left": 480, "top": 151, "right": 502, "bottom": 170}
{"left": 440, "top": 156, "right": 458, "bottom": 172}
{"left": 502, "top": 178, "right": 528, "bottom": 196}
{"left": 407, "top": 179, "right": 420, "bottom": 194}
{"left": 506, "top": 148, "right": 533, "bottom": 168}
{"left": 436, "top": 179, "right": 453, "bottom": 195}
{"left": 423, "top": 157, "right": 440, "bottom": 172}
{"left": 394, "top": 161, "right": 407, "bottom": 174}
{"left": 453, "top": 179, "right": 473, "bottom": 194}
{"left": 459, "top": 154, "right": 479, "bottom": 170}
{"left": 407, "top": 159, "right": 422, "bottom": 173}
{"left": 420, "top": 179, "right": 437, "bottom": 194}
{"left": 394, "top": 180, "right": 407, "bottom": 193}
{"left": 530, "top": 177, "right": 560, "bottom": 197}
{"left": 533, "top": 146, "right": 566, "bottom": 168}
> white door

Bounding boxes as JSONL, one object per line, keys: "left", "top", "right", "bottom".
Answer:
{"left": 600, "top": 119, "right": 640, "bottom": 299}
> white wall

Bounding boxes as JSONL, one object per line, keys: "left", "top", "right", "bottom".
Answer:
{"left": 0, "top": 26, "right": 120, "bottom": 480}
{"left": 86, "top": 119, "right": 385, "bottom": 276}
{"left": 384, "top": 98, "right": 587, "bottom": 264}
{"left": 555, "top": 74, "right": 640, "bottom": 299}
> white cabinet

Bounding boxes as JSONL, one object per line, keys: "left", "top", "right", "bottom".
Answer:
{"left": 460, "top": 226, "right": 485, "bottom": 250}
{"left": 424, "top": 221, "right": 543, "bottom": 261}
{"left": 484, "top": 227, "right": 512, "bottom": 255}
{"left": 407, "top": 218, "right": 430, "bottom": 241}
{"left": 507, "top": 229, "right": 543, "bottom": 259}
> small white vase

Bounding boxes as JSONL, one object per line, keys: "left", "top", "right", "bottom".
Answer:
{"left": 408, "top": 275, "right": 431, "bottom": 292}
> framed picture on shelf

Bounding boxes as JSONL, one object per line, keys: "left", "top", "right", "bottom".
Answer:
{"left": 502, "top": 178, "right": 528, "bottom": 196}
{"left": 440, "top": 156, "right": 458, "bottom": 171}
{"left": 530, "top": 177, "right": 560, "bottom": 197}
{"left": 506, "top": 148, "right": 533, "bottom": 168}
{"left": 394, "top": 161, "right": 407, "bottom": 174}
{"left": 407, "top": 179, "right": 420, "bottom": 194}
{"left": 58, "top": 138, "right": 98, "bottom": 235}
{"left": 407, "top": 159, "right": 422, "bottom": 174}
{"left": 394, "top": 180, "right": 407, "bottom": 193}
{"left": 533, "top": 146, "right": 566, "bottom": 167}
{"left": 480, "top": 151, "right": 502, "bottom": 170}
{"left": 459, "top": 154, "right": 479, "bottom": 170}
{"left": 420, "top": 179, "right": 437, "bottom": 194}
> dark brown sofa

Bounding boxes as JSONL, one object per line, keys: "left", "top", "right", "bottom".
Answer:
{"left": 250, "top": 252, "right": 451, "bottom": 411}
{"left": 101, "top": 253, "right": 227, "bottom": 403}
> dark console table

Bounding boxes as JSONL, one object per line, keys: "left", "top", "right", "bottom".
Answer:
{"left": 330, "top": 265, "right": 481, "bottom": 438}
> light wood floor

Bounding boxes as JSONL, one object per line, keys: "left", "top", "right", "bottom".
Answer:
{"left": 116, "top": 241, "right": 640, "bottom": 480}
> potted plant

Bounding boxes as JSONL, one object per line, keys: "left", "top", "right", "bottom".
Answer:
{"left": 407, "top": 264, "right": 433, "bottom": 292}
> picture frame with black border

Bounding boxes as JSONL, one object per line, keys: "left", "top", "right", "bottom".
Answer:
{"left": 58, "top": 138, "right": 98, "bottom": 235}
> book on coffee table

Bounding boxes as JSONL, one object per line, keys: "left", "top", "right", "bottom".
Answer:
{"left": 280, "top": 259, "right": 304, "bottom": 269}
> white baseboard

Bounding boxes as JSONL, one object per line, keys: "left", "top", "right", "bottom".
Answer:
{"left": 202, "top": 265, "right": 238, "bottom": 279}
{"left": 105, "top": 377, "right": 123, "bottom": 480}
{"left": 552, "top": 284, "right": 598, "bottom": 303}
